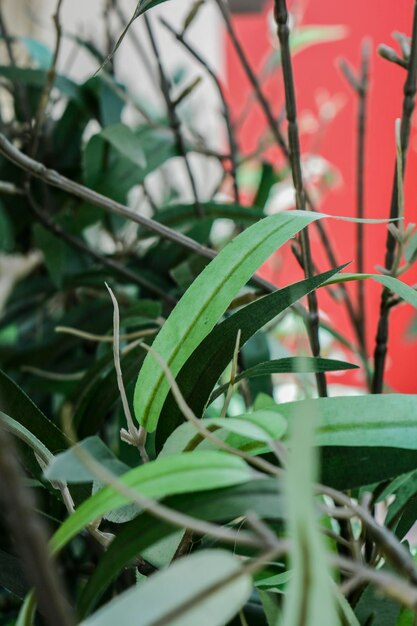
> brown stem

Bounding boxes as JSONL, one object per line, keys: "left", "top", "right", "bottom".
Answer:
{"left": 160, "top": 17, "right": 240, "bottom": 204}
{"left": 143, "top": 14, "right": 204, "bottom": 218}
{"left": 372, "top": 0, "right": 417, "bottom": 393}
{"left": 215, "top": 0, "right": 360, "bottom": 355}
{"left": 25, "top": 184, "right": 178, "bottom": 307}
{"left": 30, "top": 0, "right": 64, "bottom": 156}
{"left": 0, "top": 132, "right": 278, "bottom": 296}
{"left": 339, "top": 39, "right": 371, "bottom": 377}
{"left": 274, "top": 0, "right": 327, "bottom": 397}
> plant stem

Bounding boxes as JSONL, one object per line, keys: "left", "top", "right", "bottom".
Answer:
{"left": 30, "top": 0, "right": 64, "bottom": 156}
{"left": 0, "top": 132, "right": 277, "bottom": 296}
{"left": 25, "top": 184, "right": 178, "bottom": 306}
{"left": 274, "top": 0, "right": 327, "bottom": 397}
{"left": 0, "top": 424, "right": 75, "bottom": 626}
{"left": 372, "top": 0, "right": 417, "bottom": 393}
{"left": 143, "top": 14, "right": 204, "bottom": 218}
{"left": 215, "top": 0, "right": 360, "bottom": 355}
{"left": 339, "top": 40, "right": 371, "bottom": 379}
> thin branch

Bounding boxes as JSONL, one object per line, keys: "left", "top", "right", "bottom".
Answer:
{"left": 66, "top": 438, "right": 268, "bottom": 550}
{"left": 339, "top": 39, "right": 371, "bottom": 371}
{"left": 373, "top": 0, "right": 417, "bottom": 393}
{"left": 24, "top": 184, "right": 177, "bottom": 306}
{"left": 55, "top": 326, "right": 159, "bottom": 343}
{"left": 215, "top": 0, "right": 360, "bottom": 347}
{"left": 0, "top": 8, "right": 31, "bottom": 123}
{"left": 274, "top": 0, "right": 327, "bottom": 397}
{"left": 143, "top": 14, "right": 204, "bottom": 218}
{"left": 30, "top": 0, "right": 65, "bottom": 156}
{"left": 214, "top": 0, "right": 288, "bottom": 157}
{"left": 0, "top": 132, "right": 281, "bottom": 296}
{"left": 106, "top": 284, "right": 149, "bottom": 462}
{"left": 0, "top": 425, "right": 75, "bottom": 626}
{"left": 160, "top": 17, "right": 240, "bottom": 203}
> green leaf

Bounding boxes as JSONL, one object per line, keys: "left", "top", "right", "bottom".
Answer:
{"left": 160, "top": 410, "right": 287, "bottom": 457}
{"left": 326, "top": 272, "right": 417, "bottom": 308}
{"left": 156, "top": 265, "right": 346, "bottom": 450}
{"left": 134, "top": 211, "right": 326, "bottom": 433}
{"left": 50, "top": 451, "right": 255, "bottom": 554}
{"left": 83, "top": 125, "right": 178, "bottom": 204}
{"left": 33, "top": 224, "right": 68, "bottom": 288}
{"left": 0, "top": 66, "right": 84, "bottom": 104}
{"left": 210, "top": 357, "right": 358, "bottom": 402}
{"left": 282, "top": 400, "right": 339, "bottom": 626}
{"left": 354, "top": 581, "right": 401, "bottom": 626}
{"left": 0, "top": 370, "right": 69, "bottom": 478}
{"left": 153, "top": 202, "right": 264, "bottom": 230}
{"left": 80, "top": 550, "right": 252, "bottom": 626}
{"left": 100, "top": 124, "right": 146, "bottom": 168}
{"left": 158, "top": 409, "right": 287, "bottom": 458}
{"left": 405, "top": 230, "right": 417, "bottom": 263}
{"left": 278, "top": 394, "right": 417, "bottom": 449}
{"left": 18, "top": 37, "right": 53, "bottom": 69}
{"left": 78, "top": 480, "right": 283, "bottom": 617}
{"left": 44, "top": 436, "right": 129, "bottom": 484}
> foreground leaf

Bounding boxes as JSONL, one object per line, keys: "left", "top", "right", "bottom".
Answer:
{"left": 134, "top": 211, "right": 326, "bottom": 433}
{"left": 278, "top": 394, "right": 417, "bottom": 449}
{"left": 156, "top": 265, "right": 346, "bottom": 449}
{"left": 80, "top": 550, "right": 252, "bottom": 626}
{"left": 79, "top": 480, "right": 283, "bottom": 616}
{"left": 282, "top": 399, "right": 339, "bottom": 626}
{"left": 50, "top": 451, "right": 255, "bottom": 554}
{"left": 210, "top": 357, "right": 358, "bottom": 402}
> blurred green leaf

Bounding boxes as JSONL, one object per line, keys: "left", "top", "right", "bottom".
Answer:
{"left": 80, "top": 550, "right": 252, "bottom": 626}
{"left": 50, "top": 450, "right": 255, "bottom": 554}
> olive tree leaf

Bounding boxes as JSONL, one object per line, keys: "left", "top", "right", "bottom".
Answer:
{"left": 134, "top": 210, "right": 326, "bottom": 433}
{"left": 80, "top": 550, "right": 252, "bottom": 626}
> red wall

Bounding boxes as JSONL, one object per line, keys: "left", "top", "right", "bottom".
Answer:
{"left": 226, "top": 0, "right": 417, "bottom": 392}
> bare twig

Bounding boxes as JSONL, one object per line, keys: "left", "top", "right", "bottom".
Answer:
{"left": 160, "top": 17, "right": 240, "bottom": 203}
{"left": 30, "top": 0, "right": 65, "bottom": 156}
{"left": 106, "top": 284, "right": 149, "bottom": 462}
{"left": 274, "top": 0, "right": 327, "bottom": 397}
{"left": 373, "top": 0, "right": 417, "bottom": 393}
{"left": 215, "top": 0, "right": 360, "bottom": 345}
{"left": 0, "top": 8, "right": 31, "bottom": 123}
{"left": 24, "top": 184, "right": 177, "bottom": 306}
{"left": 143, "top": 14, "right": 204, "bottom": 218}
{"left": 339, "top": 39, "right": 371, "bottom": 373}
{"left": 0, "top": 132, "right": 282, "bottom": 296}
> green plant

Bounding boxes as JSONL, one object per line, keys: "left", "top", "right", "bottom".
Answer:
{"left": 1, "top": 1, "right": 417, "bottom": 625}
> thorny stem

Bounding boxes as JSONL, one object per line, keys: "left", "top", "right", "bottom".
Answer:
{"left": 160, "top": 18, "right": 240, "bottom": 203}
{"left": 0, "top": 425, "right": 75, "bottom": 626}
{"left": 274, "top": 0, "right": 327, "bottom": 397}
{"left": 143, "top": 15, "right": 204, "bottom": 218}
{"left": 372, "top": 0, "right": 417, "bottom": 393}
